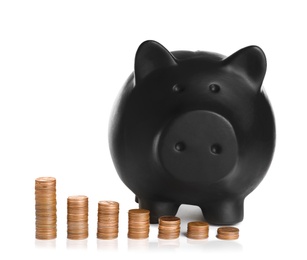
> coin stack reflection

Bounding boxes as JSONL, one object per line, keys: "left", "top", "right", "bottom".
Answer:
{"left": 158, "top": 216, "right": 181, "bottom": 239}
{"left": 128, "top": 209, "right": 150, "bottom": 239}
{"left": 35, "top": 177, "right": 57, "bottom": 240}
{"left": 187, "top": 221, "right": 209, "bottom": 239}
{"left": 97, "top": 201, "right": 119, "bottom": 240}
{"left": 67, "top": 195, "right": 88, "bottom": 240}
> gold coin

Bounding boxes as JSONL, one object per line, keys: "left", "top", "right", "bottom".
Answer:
{"left": 36, "top": 234, "right": 57, "bottom": 240}
{"left": 188, "top": 221, "right": 209, "bottom": 228}
{"left": 68, "top": 195, "right": 88, "bottom": 200}
{"left": 35, "top": 177, "right": 57, "bottom": 240}
{"left": 97, "top": 232, "right": 118, "bottom": 240}
{"left": 217, "top": 227, "right": 239, "bottom": 234}
{"left": 216, "top": 233, "right": 239, "bottom": 240}
{"left": 158, "top": 233, "right": 179, "bottom": 239}
{"left": 127, "top": 208, "right": 150, "bottom": 239}
{"left": 98, "top": 200, "right": 119, "bottom": 208}
{"left": 128, "top": 209, "right": 150, "bottom": 215}
{"left": 158, "top": 216, "right": 181, "bottom": 239}
{"left": 188, "top": 234, "right": 209, "bottom": 239}
{"left": 35, "top": 177, "right": 56, "bottom": 182}
{"left": 128, "top": 233, "right": 149, "bottom": 239}
{"left": 216, "top": 226, "right": 239, "bottom": 240}
{"left": 159, "top": 216, "right": 181, "bottom": 225}
{"left": 98, "top": 217, "right": 118, "bottom": 222}
{"left": 96, "top": 200, "right": 119, "bottom": 240}
{"left": 67, "top": 234, "right": 88, "bottom": 240}
{"left": 67, "top": 195, "right": 88, "bottom": 239}
{"left": 67, "top": 196, "right": 88, "bottom": 206}
{"left": 187, "top": 221, "right": 209, "bottom": 239}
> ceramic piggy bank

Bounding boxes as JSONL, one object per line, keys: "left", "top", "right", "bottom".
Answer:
{"left": 109, "top": 40, "right": 275, "bottom": 225}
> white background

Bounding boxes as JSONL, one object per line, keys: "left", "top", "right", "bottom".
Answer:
{"left": 1, "top": 0, "right": 306, "bottom": 259}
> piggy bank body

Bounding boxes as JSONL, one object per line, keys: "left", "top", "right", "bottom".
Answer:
{"left": 109, "top": 40, "right": 275, "bottom": 225}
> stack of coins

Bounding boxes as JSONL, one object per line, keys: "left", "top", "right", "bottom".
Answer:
{"left": 35, "top": 177, "right": 57, "bottom": 240}
{"left": 187, "top": 221, "right": 209, "bottom": 239}
{"left": 97, "top": 201, "right": 119, "bottom": 240}
{"left": 128, "top": 209, "right": 150, "bottom": 239}
{"left": 158, "top": 216, "right": 181, "bottom": 239}
{"left": 216, "top": 226, "right": 239, "bottom": 240}
{"left": 67, "top": 195, "right": 88, "bottom": 240}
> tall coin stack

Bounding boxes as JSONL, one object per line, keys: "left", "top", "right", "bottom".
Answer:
{"left": 35, "top": 177, "right": 57, "bottom": 240}
{"left": 97, "top": 201, "right": 119, "bottom": 240}
{"left": 187, "top": 221, "right": 209, "bottom": 239}
{"left": 67, "top": 195, "right": 88, "bottom": 240}
{"left": 158, "top": 216, "right": 181, "bottom": 239}
{"left": 128, "top": 209, "right": 150, "bottom": 239}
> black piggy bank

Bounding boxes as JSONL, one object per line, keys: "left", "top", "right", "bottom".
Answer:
{"left": 109, "top": 40, "right": 275, "bottom": 225}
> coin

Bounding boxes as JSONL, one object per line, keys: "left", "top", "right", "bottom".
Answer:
{"left": 159, "top": 216, "right": 181, "bottom": 225}
{"left": 35, "top": 177, "right": 57, "bottom": 240}
{"left": 97, "top": 232, "right": 119, "bottom": 240}
{"left": 158, "top": 216, "right": 181, "bottom": 239}
{"left": 127, "top": 208, "right": 150, "bottom": 239}
{"left": 67, "top": 195, "right": 88, "bottom": 240}
{"left": 216, "top": 226, "right": 239, "bottom": 240}
{"left": 187, "top": 221, "right": 209, "bottom": 239}
{"left": 97, "top": 200, "right": 119, "bottom": 240}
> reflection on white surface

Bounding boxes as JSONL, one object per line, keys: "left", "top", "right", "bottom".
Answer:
{"left": 127, "top": 238, "right": 149, "bottom": 251}
{"left": 97, "top": 238, "right": 118, "bottom": 251}
{"left": 35, "top": 239, "right": 56, "bottom": 249}
{"left": 33, "top": 236, "right": 243, "bottom": 252}
{"left": 158, "top": 238, "right": 180, "bottom": 249}
{"left": 186, "top": 237, "right": 209, "bottom": 246}
{"left": 66, "top": 238, "right": 88, "bottom": 250}
{"left": 204, "top": 240, "right": 243, "bottom": 251}
{"left": 186, "top": 237, "right": 243, "bottom": 252}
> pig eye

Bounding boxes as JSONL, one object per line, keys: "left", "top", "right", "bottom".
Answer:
{"left": 174, "top": 142, "right": 185, "bottom": 152}
{"left": 209, "top": 84, "right": 220, "bottom": 93}
{"left": 211, "top": 144, "right": 222, "bottom": 155}
{"left": 172, "top": 84, "right": 184, "bottom": 93}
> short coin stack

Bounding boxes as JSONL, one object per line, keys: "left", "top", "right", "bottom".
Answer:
{"left": 67, "top": 195, "right": 88, "bottom": 240}
{"left": 158, "top": 216, "right": 181, "bottom": 239}
{"left": 97, "top": 200, "right": 119, "bottom": 240}
{"left": 216, "top": 226, "right": 239, "bottom": 240}
{"left": 35, "top": 177, "right": 57, "bottom": 240}
{"left": 128, "top": 209, "right": 150, "bottom": 239}
{"left": 187, "top": 221, "right": 209, "bottom": 239}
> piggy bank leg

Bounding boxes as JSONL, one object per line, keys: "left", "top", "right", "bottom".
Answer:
{"left": 201, "top": 199, "right": 244, "bottom": 225}
{"left": 137, "top": 197, "right": 180, "bottom": 224}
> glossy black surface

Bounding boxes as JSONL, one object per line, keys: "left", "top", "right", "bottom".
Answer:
{"left": 109, "top": 40, "right": 276, "bottom": 225}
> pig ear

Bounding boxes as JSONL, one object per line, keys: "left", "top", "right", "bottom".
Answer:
{"left": 134, "top": 40, "right": 177, "bottom": 83}
{"left": 224, "top": 46, "right": 267, "bottom": 92}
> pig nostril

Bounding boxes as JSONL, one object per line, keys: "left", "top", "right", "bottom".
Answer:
{"left": 211, "top": 144, "right": 222, "bottom": 155}
{"left": 175, "top": 142, "right": 185, "bottom": 152}
{"left": 209, "top": 84, "right": 220, "bottom": 93}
